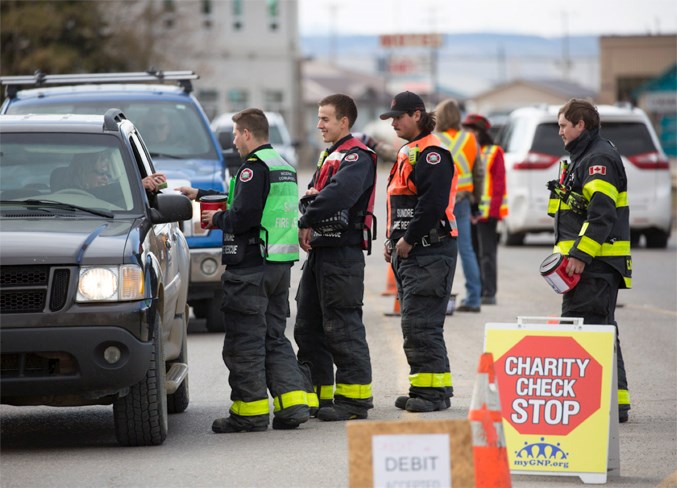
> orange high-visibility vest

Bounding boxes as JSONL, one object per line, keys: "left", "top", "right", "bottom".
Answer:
{"left": 479, "top": 144, "right": 508, "bottom": 219}
{"left": 386, "top": 133, "right": 458, "bottom": 239}
{"left": 437, "top": 129, "right": 478, "bottom": 193}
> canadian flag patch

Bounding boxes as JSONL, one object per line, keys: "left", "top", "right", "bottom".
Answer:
{"left": 589, "top": 165, "right": 606, "bottom": 176}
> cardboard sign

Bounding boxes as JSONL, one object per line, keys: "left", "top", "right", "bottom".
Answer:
{"left": 484, "top": 318, "right": 619, "bottom": 484}
{"left": 347, "top": 419, "right": 475, "bottom": 487}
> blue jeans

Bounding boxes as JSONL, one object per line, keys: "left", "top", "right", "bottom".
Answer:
{"left": 453, "top": 198, "right": 481, "bottom": 307}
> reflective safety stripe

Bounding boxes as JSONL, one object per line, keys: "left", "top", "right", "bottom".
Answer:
{"left": 315, "top": 385, "right": 334, "bottom": 401}
{"left": 267, "top": 243, "right": 298, "bottom": 256}
{"left": 554, "top": 240, "right": 631, "bottom": 257}
{"left": 577, "top": 235, "right": 601, "bottom": 256}
{"left": 547, "top": 198, "right": 560, "bottom": 215}
{"left": 230, "top": 398, "right": 270, "bottom": 416}
{"left": 439, "top": 131, "right": 473, "bottom": 191}
{"left": 618, "top": 389, "right": 631, "bottom": 406}
{"left": 409, "top": 372, "right": 453, "bottom": 388}
{"left": 583, "top": 178, "right": 618, "bottom": 203}
{"left": 617, "top": 192, "right": 628, "bottom": 207}
{"left": 579, "top": 222, "right": 589, "bottom": 236}
{"left": 273, "top": 390, "right": 309, "bottom": 412}
{"left": 335, "top": 383, "right": 373, "bottom": 399}
{"left": 307, "top": 392, "right": 319, "bottom": 408}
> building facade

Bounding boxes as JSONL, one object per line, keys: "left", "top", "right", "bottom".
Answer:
{"left": 113, "top": 0, "right": 302, "bottom": 147}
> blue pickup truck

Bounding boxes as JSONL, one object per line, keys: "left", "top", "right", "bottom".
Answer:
{"left": 1, "top": 71, "right": 229, "bottom": 331}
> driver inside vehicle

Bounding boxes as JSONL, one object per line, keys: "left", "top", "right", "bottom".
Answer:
{"left": 77, "top": 151, "right": 112, "bottom": 189}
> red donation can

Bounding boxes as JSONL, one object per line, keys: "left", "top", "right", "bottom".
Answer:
{"left": 539, "top": 252, "right": 581, "bottom": 294}
{"left": 199, "top": 194, "right": 227, "bottom": 229}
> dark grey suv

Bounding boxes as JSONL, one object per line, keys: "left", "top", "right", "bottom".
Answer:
{"left": 0, "top": 110, "right": 193, "bottom": 446}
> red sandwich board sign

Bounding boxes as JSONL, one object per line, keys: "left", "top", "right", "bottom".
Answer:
{"left": 484, "top": 317, "right": 620, "bottom": 484}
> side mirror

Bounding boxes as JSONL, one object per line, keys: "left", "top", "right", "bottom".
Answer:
{"left": 150, "top": 193, "right": 193, "bottom": 224}
{"left": 217, "top": 131, "right": 235, "bottom": 150}
{"left": 223, "top": 149, "right": 244, "bottom": 175}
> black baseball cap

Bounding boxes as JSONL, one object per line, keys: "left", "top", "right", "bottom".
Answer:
{"left": 379, "top": 91, "right": 426, "bottom": 120}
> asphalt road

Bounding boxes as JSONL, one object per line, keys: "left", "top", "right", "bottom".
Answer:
{"left": 1, "top": 166, "right": 675, "bottom": 487}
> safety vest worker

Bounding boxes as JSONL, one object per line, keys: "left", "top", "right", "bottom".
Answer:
{"left": 187, "top": 108, "right": 310, "bottom": 434}
{"left": 478, "top": 144, "right": 508, "bottom": 220}
{"left": 380, "top": 90, "right": 459, "bottom": 414}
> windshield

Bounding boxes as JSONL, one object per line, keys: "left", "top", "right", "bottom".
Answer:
{"left": 0, "top": 133, "right": 140, "bottom": 213}
{"left": 6, "top": 99, "right": 219, "bottom": 160}
{"left": 527, "top": 121, "right": 658, "bottom": 158}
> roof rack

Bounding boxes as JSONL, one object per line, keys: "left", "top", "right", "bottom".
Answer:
{"left": 0, "top": 69, "right": 199, "bottom": 98}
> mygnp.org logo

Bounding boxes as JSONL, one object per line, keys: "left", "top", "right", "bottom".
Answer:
{"left": 513, "top": 437, "right": 570, "bottom": 469}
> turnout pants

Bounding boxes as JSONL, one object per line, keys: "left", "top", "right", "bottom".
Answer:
{"left": 294, "top": 245, "right": 373, "bottom": 412}
{"left": 221, "top": 263, "right": 309, "bottom": 427}
{"left": 561, "top": 260, "right": 630, "bottom": 412}
{"left": 392, "top": 238, "right": 457, "bottom": 403}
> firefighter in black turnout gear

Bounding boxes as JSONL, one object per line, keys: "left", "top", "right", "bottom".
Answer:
{"left": 548, "top": 99, "right": 632, "bottom": 423}
{"left": 177, "top": 109, "right": 310, "bottom": 433}
{"left": 295, "top": 94, "right": 377, "bottom": 421}
{"left": 380, "top": 91, "right": 459, "bottom": 413}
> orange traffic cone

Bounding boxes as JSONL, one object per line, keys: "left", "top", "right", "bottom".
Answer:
{"left": 468, "top": 352, "right": 512, "bottom": 488}
{"left": 381, "top": 266, "right": 397, "bottom": 296}
{"left": 384, "top": 295, "right": 401, "bottom": 317}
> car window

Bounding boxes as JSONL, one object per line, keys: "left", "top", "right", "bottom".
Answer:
{"left": 6, "top": 99, "right": 219, "bottom": 160}
{"left": 0, "top": 133, "right": 138, "bottom": 212}
{"left": 531, "top": 123, "right": 564, "bottom": 156}
{"left": 600, "top": 122, "right": 657, "bottom": 156}
{"left": 504, "top": 117, "right": 533, "bottom": 153}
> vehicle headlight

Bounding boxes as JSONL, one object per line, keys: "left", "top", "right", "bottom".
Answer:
{"left": 77, "top": 265, "right": 144, "bottom": 302}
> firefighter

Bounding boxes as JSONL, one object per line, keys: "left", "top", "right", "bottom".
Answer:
{"left": 548, "top": 98, "right": 632, "bottom": 423}
{"left": 177, "top": 108, "right": 310, "bottom": 433}
{"left": 294, "top": 94, "right": 377, "bottom": 421}
{"left": 380, "top": 91, "right": 458, "bottom": 412}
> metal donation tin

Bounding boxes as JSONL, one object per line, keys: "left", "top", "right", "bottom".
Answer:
{"left": 539, "top": 252, "right": 581, "bottom": 294}
{"left": 199, "top": 194, "right": 227, "bottom": 229}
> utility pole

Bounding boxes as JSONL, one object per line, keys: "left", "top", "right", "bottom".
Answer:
{"left": 561, "top": 11, "right": 572, "bottom": 81}
{"left": 329, "top": 3, "right": 337, "bottom": 65}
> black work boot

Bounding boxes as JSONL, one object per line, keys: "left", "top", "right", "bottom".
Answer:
{"left": 395, "top": 396, "right": 410, "bottom": 410}
{"left": 212, "top": 415, "right": 268, "bottom": 434}
{"left": 619, "top": 405, "right": 630, "bottom": 423}
{"left": 317, "top": 404, "right": 368, "bottom": 421}
{"left": 405, "top": 397, "right": 450, "bottom": 413}
{"left": 272, "top": 405, "right": 311, "bottom": 430}
{"left": 310, "top": 399, "right": 334, "bottom": 418}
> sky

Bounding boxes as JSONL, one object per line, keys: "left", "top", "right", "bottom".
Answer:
{"left": 298, "top": 0, "right": 677, "bottom": 38}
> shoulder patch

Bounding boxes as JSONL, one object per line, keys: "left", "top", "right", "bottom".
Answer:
{"left": 426, "top": 152, "right": 441, "bottom": 165}
{"left": 344, "top": 153, "right": 359, "bottom": 162}
{"left": 239, "top": 168, "right": 254, "bottom": 182}
{"left": 589, "top": 165, "right": 606, "bottom": 176}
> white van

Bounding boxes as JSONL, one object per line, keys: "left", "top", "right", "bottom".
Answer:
{"left": 497, "top": 104, "right": 672, "bottom": 248}
{"left": 211, "top": 111, "right": 298, "bottom": 170}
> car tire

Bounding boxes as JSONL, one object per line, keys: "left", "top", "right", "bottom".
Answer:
{"left": 504, "top": 231, "right": 526, "bottom": 246}
{"left": 205, "top": 294, "right": 225, "bottom": 333}
{"left": 113, "top": 316, "right": 168, "bottom": 446}
{"left": 167, "top": 310, "right": 190, "bottom": 414}
{"left": 644, "top": 228, "right": 670, "bottom": 249}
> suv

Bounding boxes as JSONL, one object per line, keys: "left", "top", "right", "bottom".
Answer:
{"left": 0, "top": 110, "right": 193, "bottom": 445}
{"left": 497, "top": 104, "right": 672, "bottom": 248}
{"left": 211, "top": 111, "right": 298, "bottom": 173}
{"left": 1, "top": 71, "right": 229, "bottom": 331}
